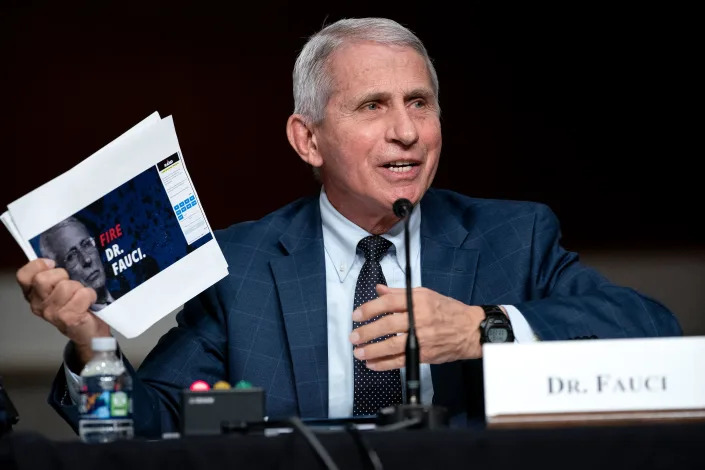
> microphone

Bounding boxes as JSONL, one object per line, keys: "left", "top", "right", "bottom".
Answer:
{"left": 391, "top": 199, "right": 420, "bottom": 405}
{"left": 392, "top": 198, "right": 413, "bottom": 219}
{"left": 376, "top": 199, "right": 448, "bottom": 429}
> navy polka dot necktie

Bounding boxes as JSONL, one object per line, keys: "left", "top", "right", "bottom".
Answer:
{"left": 352, "top": 235, "right": 402, "bottom": 416}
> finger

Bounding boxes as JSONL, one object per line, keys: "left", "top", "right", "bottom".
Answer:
{"left": 51, "top": 287, "right": 102, "bottom": 344}
{"left": 16, "top": 259, "right": 57, "bottom": 295}
{"left": 350, "top": 312, "right": 408, "bottom": 345}
{"left": 375, "top": 285, "right": 404, "bottom": 296}
{"left": 63, "top": 286, "right": 98, "bottom": 314}
{"left": 47, "top": 287, "right": 96, "bottom": 345}
{"left": 354, "top": 289, "right": 407, "bottom": 322}
{"left": 49, "top": 287, "right": 99, "bottom": 337}
{"left": 41, "top": 280, "right": 86, "bottom": 321}
{"left": 353, "top": 334, "right": 406, "bottom": 361}
{"left": 47, "top": 280, "right": 88, "bottom": 308}
{"left": 364, "top": 353, "right": 405, "bottom": 371}
{"left": 30, "top": 268, "right": 70, "bottom": 300}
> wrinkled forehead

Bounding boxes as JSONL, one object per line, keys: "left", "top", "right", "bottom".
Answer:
{"left": 325, "top": 41, "right": 434, "bottom": 95}
{"left": 48, "top": 222, "right": 91, "bottom": 252}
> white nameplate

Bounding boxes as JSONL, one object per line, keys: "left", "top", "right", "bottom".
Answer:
{"left": 483, "top": 336, "right": 705, "bottom": 427}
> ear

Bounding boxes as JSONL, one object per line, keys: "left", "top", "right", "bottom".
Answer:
{"left": 286, "top": 114, "right": 323, "bottom": 168}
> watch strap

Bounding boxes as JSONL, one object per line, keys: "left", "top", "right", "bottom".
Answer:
{"left": 480, "top": 305, "right": 506, "bottom": 317}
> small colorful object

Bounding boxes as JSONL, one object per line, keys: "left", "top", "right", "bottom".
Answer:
{"left": 189, "top": 380, "right": 211, "bottom": 392}
{"left": 212, "top": 380, "right": 231, "bottom": 390}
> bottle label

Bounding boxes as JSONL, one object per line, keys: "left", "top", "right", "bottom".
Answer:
{"left": 79, "top": 376, "right": 132, "bottom": 420}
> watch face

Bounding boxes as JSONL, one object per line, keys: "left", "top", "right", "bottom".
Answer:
{"left": 487, "top": 327, "right": 509, "bottom": 343}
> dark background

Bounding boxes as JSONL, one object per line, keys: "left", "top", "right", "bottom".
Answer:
{"left": 1, "top": 1, "right": 700, "bottom": 269}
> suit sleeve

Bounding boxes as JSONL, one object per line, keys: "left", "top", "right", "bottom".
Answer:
{"left": 48, "top": 284, "right": 228, "bottom": 439}
{"left": 513, "top": 204, "right": 683, "bottom": 340}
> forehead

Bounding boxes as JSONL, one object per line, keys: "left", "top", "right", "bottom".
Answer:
{"left": 48, "top": 222, "right": 89, "bottom": 250}
{"left": 326, "top": 41, "right": 433, "bottom": 98}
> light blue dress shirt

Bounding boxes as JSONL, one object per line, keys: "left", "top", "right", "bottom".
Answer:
{"left": 319, "top": 188, "right": 433, "bottom": 417}
{"left": 319, "top": 188, "right": 537, "bottom": 418}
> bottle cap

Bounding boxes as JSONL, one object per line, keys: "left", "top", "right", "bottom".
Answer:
{"left": 91, "top": 336, "right": 117, "bottom": 352}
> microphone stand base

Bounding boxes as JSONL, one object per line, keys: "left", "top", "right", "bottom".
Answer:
{"left": 377, "top": 404, "right": 449, "bottom": 430}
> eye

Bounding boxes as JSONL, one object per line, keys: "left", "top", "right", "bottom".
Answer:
{"left": 81, "top": 238, "right": 94, "bottom": 250}
{"left": 411, "top": 100, "right": 425, "bottom": 108}
{"left": 65, "top": 250, "right": 78, "bottom": 264}
{"left": 365, "top": 102, "right": 379, "bottom": 111}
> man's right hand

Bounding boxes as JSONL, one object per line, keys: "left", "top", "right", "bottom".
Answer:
{"left": 16, "top": 258, "right": 110, "bottom": 367}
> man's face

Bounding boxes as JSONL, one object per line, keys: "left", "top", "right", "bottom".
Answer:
{"left": 313, "top": 42, "right": 442, "bottom": 224}
{"left": 50, "top": 222, "right": 106, "bottom": 291}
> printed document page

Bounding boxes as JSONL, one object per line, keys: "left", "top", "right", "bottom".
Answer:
{"left": 2, "top": 113, "right": 228, "bottom": 338}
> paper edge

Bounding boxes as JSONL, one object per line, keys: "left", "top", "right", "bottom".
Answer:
{"left": 95, "top": 239, "right": 229, "bottom": 338}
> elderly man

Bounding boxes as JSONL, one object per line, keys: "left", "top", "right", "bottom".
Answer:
{"left": 16, "top": 18, "right": 681, "bottom": 437}
{"left": 37, "top": 216, "right": 115, "bottom": 312}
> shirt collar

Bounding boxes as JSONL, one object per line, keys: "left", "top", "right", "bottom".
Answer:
{"left": 319, "top": 187, "right": 421, "bottom": 282}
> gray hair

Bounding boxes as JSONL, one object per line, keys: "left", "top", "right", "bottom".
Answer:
{"left": 292, "top": 17, "right": 440, "bottom": 124}
{"left": 39, "top": 216, "right": 86, "bottom": 262}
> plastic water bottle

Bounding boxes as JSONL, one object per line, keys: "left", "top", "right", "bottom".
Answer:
{"left": 78, "top": 337, "right": 133, "bottom": 443}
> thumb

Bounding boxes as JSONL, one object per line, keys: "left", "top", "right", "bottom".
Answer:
{"left": 42, "top": 258, "right": 56, "bottom": 269}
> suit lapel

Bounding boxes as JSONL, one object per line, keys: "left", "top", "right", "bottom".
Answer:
{"left": 420, "top": 190, "right": 480, "bottom": 413}
{"left": 270, "top": 198, "right": 328, "bottom": 418}
{"left": 419, "top": 189, "right": 478, "bottom": 315}
{"left": 267, "top": 190, "right": 481, "bottom": 418}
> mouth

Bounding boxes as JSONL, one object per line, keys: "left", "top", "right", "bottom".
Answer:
{"left": 86, "top": 270, "right": 100, "bottom": 282}
{"left": 381, "top": 160, "right": 421, "bottom": 173}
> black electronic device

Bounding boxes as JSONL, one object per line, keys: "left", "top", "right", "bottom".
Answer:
{"left": 180, "top": 386, "right": 265, "bottom": 436}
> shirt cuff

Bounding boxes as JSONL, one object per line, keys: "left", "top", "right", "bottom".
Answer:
{"left": 62, "top": 343, "right": 83, "bottom": 405}
{"left": 502, "top": 305, "right": 539, "bottom": 343}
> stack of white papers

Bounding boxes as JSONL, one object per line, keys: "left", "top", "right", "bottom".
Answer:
{"left": 1, "top": 112, "right": 228, "bottom": 338}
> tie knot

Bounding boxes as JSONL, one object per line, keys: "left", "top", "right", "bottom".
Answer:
{"left": 357, "top": 235, "right": 392, "bottom": 263}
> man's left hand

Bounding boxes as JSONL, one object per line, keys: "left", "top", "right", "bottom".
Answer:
{"left": 349, "top": 285, "right": 485, "bottom": 370}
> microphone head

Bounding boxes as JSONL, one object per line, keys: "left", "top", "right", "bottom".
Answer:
{"left": 393, "top": 198, "right": 413, "bottom": 218}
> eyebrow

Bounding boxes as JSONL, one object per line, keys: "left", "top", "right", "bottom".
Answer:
{"left": 353, "top": 87, "right": 436, "bottom": 106}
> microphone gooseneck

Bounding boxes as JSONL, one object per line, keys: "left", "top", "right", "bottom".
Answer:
{"left": 376, "top": 199, "right": 448, "bottom": 429}
{"left": 393, "top": 198, "right": 420, "bottom": 405}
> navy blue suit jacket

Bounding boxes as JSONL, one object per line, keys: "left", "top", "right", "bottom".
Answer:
{"left": 50, "top": 189, "right": 682, "bottom": 437}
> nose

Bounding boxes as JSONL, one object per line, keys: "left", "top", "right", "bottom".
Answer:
{"left": 386, "top": 106, "right": 419, "bottom": 147}
{"left": 78, "top": 250, "right": 93, "bottom": 266}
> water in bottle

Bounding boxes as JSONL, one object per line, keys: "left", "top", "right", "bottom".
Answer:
{"left": 78, "top": 336, "right": 133, "bottom": 443}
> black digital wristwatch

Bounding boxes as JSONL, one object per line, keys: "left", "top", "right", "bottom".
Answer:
{"left": 479, "top": 305, "right": 515, "bottom": 344}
